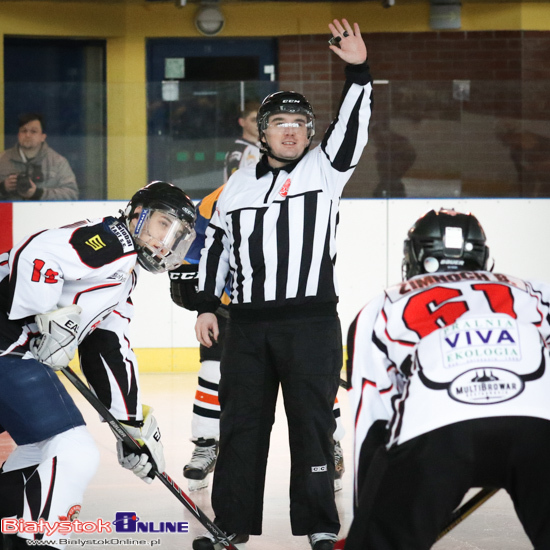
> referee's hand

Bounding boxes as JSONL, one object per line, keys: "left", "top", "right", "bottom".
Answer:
{"left": 328, "top": 19, "right": 367, "bottom": 65}
{"left": 195, "top": 312, "right": 219, "bottom": 347}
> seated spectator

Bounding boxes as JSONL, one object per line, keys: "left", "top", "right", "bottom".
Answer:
{"left": 0, "top": 113, "right": 78, "bottom": 201}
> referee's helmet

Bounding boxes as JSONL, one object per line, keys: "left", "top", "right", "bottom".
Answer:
{"left": 257, "top": 91, "right": 315, "bottom": 144}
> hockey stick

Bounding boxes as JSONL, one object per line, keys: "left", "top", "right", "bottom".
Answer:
{"left": 60, "top": 365, "right": 238, "bottom": 550}
{"left": 436, "top": 487, "right": 499, "bottom": 541}
{"left": 334, "top": 487, "right": 499, "bottom": 549}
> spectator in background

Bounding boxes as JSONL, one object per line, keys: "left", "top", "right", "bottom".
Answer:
{"left": 223, "top": 101, "right": 261, "bottom": 183}
{"left": 371, "top": 119, "right": 416, "bottom": 198}
{"left": 496, "top": 121, "right": 550, "bottom": 197}
{"left": 0, "top": 113, "right": 78, "bottom": 201}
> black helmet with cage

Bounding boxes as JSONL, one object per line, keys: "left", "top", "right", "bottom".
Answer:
{"left": 402, "top": 208, "right": 490, "bottom": 280}
{"left": 257, "top": 91, "right": 315, "bottom": 160}
{"left": 123, "top": 181, "right": 196, "bottom": 274}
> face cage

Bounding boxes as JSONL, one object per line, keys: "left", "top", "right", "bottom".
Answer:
{"left": 133, "top": 208, "right": 196, "bottom": 274}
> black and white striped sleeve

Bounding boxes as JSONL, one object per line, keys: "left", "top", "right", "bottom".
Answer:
{"left": 321, "top": 61, "right": 373, "bottom": 177}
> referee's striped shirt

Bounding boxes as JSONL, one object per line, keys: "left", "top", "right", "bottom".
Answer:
{"left": 197, "top": 62, "right": 373, "bottom": 319}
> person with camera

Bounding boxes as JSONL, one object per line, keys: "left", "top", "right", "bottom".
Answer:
{"left": 0, "top": 113, "right": 78, "bottom": 201}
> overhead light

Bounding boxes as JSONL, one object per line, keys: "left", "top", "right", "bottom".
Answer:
{"left": 195, "top": 5, "right": 225, "bottom": 36}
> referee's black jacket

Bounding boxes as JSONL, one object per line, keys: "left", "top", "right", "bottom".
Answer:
{"left": 197, "top": 62, "right": 373, "bottom": 322}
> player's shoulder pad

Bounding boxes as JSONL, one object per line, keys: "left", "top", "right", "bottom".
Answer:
{"left": 227, "top": 150, "right": 243, "bottom": 163}
{"left": 70, "top": 217, "right": 136, "bottom": 268}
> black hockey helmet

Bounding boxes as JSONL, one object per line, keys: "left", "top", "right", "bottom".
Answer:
{"left": 124, "top": 181, "right": 196, "bottom": 274}
{"left": 402, "top": 208, "right": 490, "bottom": 280}
{"left": 257, "top": 91, "right": 316, "bottom": 149}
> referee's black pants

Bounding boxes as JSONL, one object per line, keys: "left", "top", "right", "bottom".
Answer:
{"left": 345, "top": 416, "right": 550, "bottom": 550}
{"left": 211, "top": 314, "right": 342, "bottom": 537}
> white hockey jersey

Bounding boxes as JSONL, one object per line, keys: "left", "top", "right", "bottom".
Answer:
{"left": 0, "top": 216, "right": 144, "bottom": 421}
{"left": 348, "top": 270, "right": 550, "bottom": 485}
{"left": 223, "top": 138, "right": 260, "bottom": 184}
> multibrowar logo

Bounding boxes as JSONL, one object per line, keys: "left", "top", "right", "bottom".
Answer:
{"left": 113, "top": 512, "right": 189, "bottom": 534}
{"left": 449, "top": 367, "right": 524, "bottom": 404}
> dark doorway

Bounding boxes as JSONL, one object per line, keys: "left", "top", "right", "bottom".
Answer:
{"left": 3, "top": 37, "right": 107, "bottom": 199}
{"left": 147, "top": 38, "right": 277, "bottom": 198}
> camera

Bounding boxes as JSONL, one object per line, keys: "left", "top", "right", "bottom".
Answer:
{"left": 16, "top": 173, "right": 31, "bottom": 193}
{"left": 16, "top": 165, "right": 43, "bottom": 194}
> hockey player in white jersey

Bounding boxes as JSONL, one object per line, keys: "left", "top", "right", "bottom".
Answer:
{"left": 344, "top": 208, "right": 550, "bottom": 550}
{"left": 223, "top": 101, "right": 261, "bottom": 184}
{"left": 0, "top": 181, "right": 195, "bottom": 550}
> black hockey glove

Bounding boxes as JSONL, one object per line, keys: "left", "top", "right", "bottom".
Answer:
{"left": 169, "top": 264, "right": 203, "bottom": 311}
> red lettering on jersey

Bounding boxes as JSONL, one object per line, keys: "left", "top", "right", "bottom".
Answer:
{"left": 279, "top": 179, "right": 291, "bottom": 197}
{"left": 30, "top": 259, "right": 59, "bottom": 284}
{"left": 31, "top": 259, "right": 45, "bottom": 282}
{"left": 403, "top": 286, "right": 468, "bottom": 338}
{"left": 402, "top": 282, "right": 519, "bottom": 338}
{"left": 44, "top": 269, "right": 59, "bottom": 284}
{"left": 472, "top": 283, "right": 516, "bottom": 318}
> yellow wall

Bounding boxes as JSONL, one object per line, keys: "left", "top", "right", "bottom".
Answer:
{"left": 69, "top": 347, "right": 201, "bottom": 373}
{"left": 1, "top": 1, "right": 549, "bottom": 196}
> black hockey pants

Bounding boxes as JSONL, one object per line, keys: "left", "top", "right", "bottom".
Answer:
{"left": 211, "top": 314, "right": 342, "bottom": 537}
{"left": 346, "top": 416, "right": 550, "bottom": 550}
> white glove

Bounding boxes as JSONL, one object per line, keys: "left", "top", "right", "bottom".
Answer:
{"left": 30, "top": 305, "right": 82, "bottom": 370}
{"left": 117, "top": 405, "right": 165, "bottom": 484}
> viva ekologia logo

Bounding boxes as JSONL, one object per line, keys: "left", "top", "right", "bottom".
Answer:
{"left": 113, "top": 512, "right": 189, "bottom": 533}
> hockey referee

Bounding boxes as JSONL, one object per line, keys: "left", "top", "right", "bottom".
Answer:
{"left": 193, "top": 18, "right": 372, "bottom": 550}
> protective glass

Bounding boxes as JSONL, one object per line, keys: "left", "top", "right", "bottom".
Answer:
{"left": 133, "top": 208, "right": 195, "bottom": 273}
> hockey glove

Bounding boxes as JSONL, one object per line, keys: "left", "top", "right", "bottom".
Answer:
{"left": 30, "top": 305, "right": 82, "bottom": 370}
{"left": 117, "top": 405, "right": 166, "bottom": 484}
{"left": 169, "top": 263, "right": 202, "bottom": 311}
